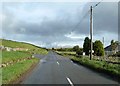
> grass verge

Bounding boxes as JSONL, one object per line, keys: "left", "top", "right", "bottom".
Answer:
{"left": 56, "top": 51, "right": 120, "bottom": 81}
{"left": 71, "top": 56, "right": 120, "bottom": 81}
{"left": 2, "top": 51, "right": 31, "bottom": 64}
{"left": 1, "top": 39, "right": 48, "bottom": 84}
{"left": 2, "top": 58, "right": 39, "bottom": 84}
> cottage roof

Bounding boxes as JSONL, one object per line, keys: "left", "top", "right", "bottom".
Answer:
{"left": 104, "top": 44, "right": 120, "bottom": 51}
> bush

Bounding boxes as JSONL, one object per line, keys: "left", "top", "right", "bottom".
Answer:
{"left": 73, "top": 45, "right": 79, "bottom": 51}
{"left": 71, "top": 56, "right": 120, "bottom": 78}
{"left": 93, "top": 40, "right": 104, "bottom": 56}
{"left": 76, "top": 49, "right": 83, "bottom": 56}
{"left": 83, "top": 37, "right": 90, "bottom": 55}
{"left": 112, "top": 51, "right": 120, "bottom": 57}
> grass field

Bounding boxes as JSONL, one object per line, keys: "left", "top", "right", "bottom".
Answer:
{"left": 1, "top": 39, "right": 48, "bottom": 84}
{"left": 1, "top": 39, "right": 38, "bottom": 49}
{"left": 2, "top": 51, "right": 31, "bottom": 64}
{"left": 2, "top": 58, "right": 39, "bottom": 84}
{"left": 1, "top": 39, "right": 48, "bottom": 55}
{"left": 55, "top": 51, "right": 76, "bottom": 55}
{"left": 2, "top": 50, "right": 39, "bottom": 84}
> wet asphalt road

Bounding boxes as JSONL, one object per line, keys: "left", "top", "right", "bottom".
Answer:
{"left": 22, "top": 51, "right": 119, "bottom": 85}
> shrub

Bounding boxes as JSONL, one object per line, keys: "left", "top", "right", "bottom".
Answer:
{"left": 76, "top": 49, "right": 83, "bottom": 56}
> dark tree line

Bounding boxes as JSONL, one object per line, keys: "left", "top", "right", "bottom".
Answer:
{"left": 55, "top": 47, "right": 74, "bottom": 52}
{"left": 83, "top": 37, "right": 104, "bottom": 56}
{"left": 55, "top": 37, "right": 119, "bottom": 57}
{"left": 73, "top": 45, "right": 83, "bottom": 55}
{"left": 83, "top": 37, "right": 90, "bottom": 55}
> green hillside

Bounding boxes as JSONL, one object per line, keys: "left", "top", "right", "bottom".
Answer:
{"left": 1, "top": 39, "right": 48, "bottom": 55}
{"left": 1, "top": 39, "right": 48, "bottom": 84}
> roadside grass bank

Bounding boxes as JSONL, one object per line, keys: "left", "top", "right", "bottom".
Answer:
{"left": 1, "top": 39, "right": 48, "bottom": 84}
{"left": 2, "top": 58, "right": 39, "bottom": 84}
{"left": 1, "top": 39, "right": 48, "bottom": 55}
{"left": 2, "top": 51, "right": 31, "bottom": 64}
{"left": 56, "top": 51, "right": 120, "bottom": 82}
{"left": 2, "top": 51, "right": 40, "bottom": 84}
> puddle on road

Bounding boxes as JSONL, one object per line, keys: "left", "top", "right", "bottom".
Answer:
{"left": 40, "top": 59, "right": 47, "bottom": 63}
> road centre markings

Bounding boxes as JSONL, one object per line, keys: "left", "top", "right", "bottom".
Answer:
{"left": 57, "top": 61, "right": 60, "bottom": 65}
{"left": 66, "top": 77, "right": 74, "bottom": 86}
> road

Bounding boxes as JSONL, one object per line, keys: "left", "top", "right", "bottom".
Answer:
{"left": 22, "top": 51, "right": 119, "bottom": 85}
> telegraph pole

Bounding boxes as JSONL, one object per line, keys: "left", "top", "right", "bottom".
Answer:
{"left": 103, "top": 37, "right": 105, "bottom": 48}
{"left": 103, "top": 37, "right": 105, "bottom": 56}
{"left": 103, "top": 37, "right": 104, "bottom": 47}
{"left": 90, "top": 6, "right": 93, "bottom": 60}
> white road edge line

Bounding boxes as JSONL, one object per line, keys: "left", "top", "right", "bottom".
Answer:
{"left": 74, "top": 63, "right": 77, "bottom": 66}
{"left": 66, "top": 77, "right": 74, "bottom": 86}
{"left": 57, "top": 61, "right": 59, "bottom": 65}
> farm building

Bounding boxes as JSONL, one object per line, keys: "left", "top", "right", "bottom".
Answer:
{"left": 104, "top": 44, "right": 120, "bottom": 56}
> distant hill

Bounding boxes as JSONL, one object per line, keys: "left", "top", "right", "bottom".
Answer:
{"left": 0, "top": 39, "right": 48, "bottom": 55}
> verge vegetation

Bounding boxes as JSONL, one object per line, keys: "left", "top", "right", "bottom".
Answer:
{"left": 2, "top": 58, "right": 39, "bottom": 84}
{"left": 56, "top": 51, "right": 120, "bottom": 81}
{"left": 1, "top": 39, "right": 48, "bottom": 84}
{"left": 1, "top": 39, "right": 48, "bottom": 55}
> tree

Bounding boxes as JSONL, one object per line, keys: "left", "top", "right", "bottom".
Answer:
{"left": 76, "top": 48, "right": 83, "bottom": 56}
{"left": 73, "top": 45, "right": 79, "bottom": 51}
{"left": 111, "top": 40, "right": 119, "bottom": 53}
{"left": 83, "top": 37, "right": 90, "bottom": 55}
{"left": 52, "top": 47, "right": 54, "bottom": 50}
{"left": 93, "top": 40, "right": 104, "bottom": 56}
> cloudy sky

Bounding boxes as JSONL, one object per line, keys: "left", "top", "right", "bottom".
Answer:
{"left": 0, "top": 0, "right": 118, "bottom": 48}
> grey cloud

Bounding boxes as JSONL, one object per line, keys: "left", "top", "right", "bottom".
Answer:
{"left": 2, "top": 2, "right": 118, "bottom": 48}
{"left": 78, "top": 2, "right": 118, "bottom": 34}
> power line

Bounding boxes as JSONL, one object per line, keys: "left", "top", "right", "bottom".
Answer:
{"left": 90, "top": 0, "right": 103, "bottom": 60}
{"left": 92, "top": 0, "right": 103, "bottom": 8}
{"left": 71, "top": 10, "right": 90, "bottom": 33}
{"left": 69, "top": 1, "right": 103, "bottom": 35}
